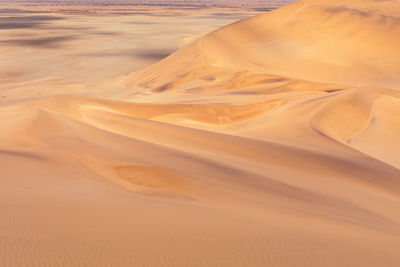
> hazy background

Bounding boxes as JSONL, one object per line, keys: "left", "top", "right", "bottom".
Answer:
{"left": 0, "top": 0, "right": 292, "bottom": 104}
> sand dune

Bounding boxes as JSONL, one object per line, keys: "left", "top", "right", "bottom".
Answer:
{"left": 127, "top": 0, "right": 400, "bottom": 89}
{"left": 1, "top": 0, "right": 400, "bottom": 266}
{"left": 124, "top": 0, "right": 400, "bottom": 168}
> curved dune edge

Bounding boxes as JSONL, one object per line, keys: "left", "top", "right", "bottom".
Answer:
{"left": 1, "top": 0, "right": 400, "bottom": 266}
{"left": 125, "top": 0, "right": 400, "bottom": 90}
{"left": 1, "top": 90, "right": 400, "bottom": 265}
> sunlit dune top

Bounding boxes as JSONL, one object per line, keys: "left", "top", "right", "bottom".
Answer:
{"left": 128, "top": 0, "right": 400, "bottom": 89}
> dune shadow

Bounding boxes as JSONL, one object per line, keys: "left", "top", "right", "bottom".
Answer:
{"left": 0, "top": 149, "right": 46, "bottom": 161}
{"left": 109, "top": 12, "right": 177, "bottom": 17}
{"left": 199, "top": 13, "right": 249, "bottom": 20}
{"left": 127, "top": 21, "right": 156, "bottom": 25}
{"left": 325, "top": 6, "right": 371, "bottom": 17}
{"left": 251, "top": 8, "right": 275, "bottom": 12}
{"left": 0, "top": 15, "right": 64, "bottom": 30}
{"left": 0, "top": 35, "right": 78, "bottom": 48}
{"left": 135, "top": 50, "right": 174, "bottom": 60}
{"left": 81, "top": 48, "right": 174, "bottom": 60}
{"left": 0, "top": 8, "right": 49, "bottom": 14}
{"left": 90, "top": 31, "right": 120, "bottom": 35}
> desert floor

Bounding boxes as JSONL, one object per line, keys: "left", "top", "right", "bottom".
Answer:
{"left": 1, "top": 0, "right": 400, "bottom": 266}
{"left": 0, "top": 0, "right": 276, "bottom": 105}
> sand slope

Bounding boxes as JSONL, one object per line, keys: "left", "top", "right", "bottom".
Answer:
{"left": 1, "top": 0, "right": 400, "bottom": 266}
{"left": 126, "top": 0, "right": 400, "bottom": 89}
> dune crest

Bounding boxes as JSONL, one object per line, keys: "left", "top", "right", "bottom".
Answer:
{"left": 126, "top": 0, "right": 400, "bottom": 89}
{"left": 123, "top": 0, "right": 400, "bottom": 169}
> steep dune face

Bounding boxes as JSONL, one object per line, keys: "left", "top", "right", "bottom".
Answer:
{"left": 124, "top": 0, "right": 400, "bottom": 168}
{"left": 127, "top": 0, "right": 400, "bottom": 89}
{"left": 2, "top": 94, "right": 400, "bottom": 266}
{"left": 2, "top": 0, "right": 400, "bottom": 266}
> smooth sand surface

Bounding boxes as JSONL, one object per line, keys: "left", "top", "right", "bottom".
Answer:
{"left": 1, "top": 0, "right": 400, "bottom": 266}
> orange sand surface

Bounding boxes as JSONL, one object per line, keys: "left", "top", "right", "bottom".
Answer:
{"left": 1, "top": 0, "right": 400, "bottom": 266}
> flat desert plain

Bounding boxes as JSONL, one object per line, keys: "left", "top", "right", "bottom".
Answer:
{"left": 1, "top": 0, "right": 400, "bottom": 266}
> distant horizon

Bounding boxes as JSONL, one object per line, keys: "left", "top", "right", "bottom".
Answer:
{"left": 1, "top": 0, "right": 294, "bottom": 2}
{"left": 1, "top": 0, "right": 294, "bottom": 8}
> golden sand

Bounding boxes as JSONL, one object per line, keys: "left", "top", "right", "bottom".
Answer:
{"left": 1, "top": 0, "right": 400, "bottom": 266}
